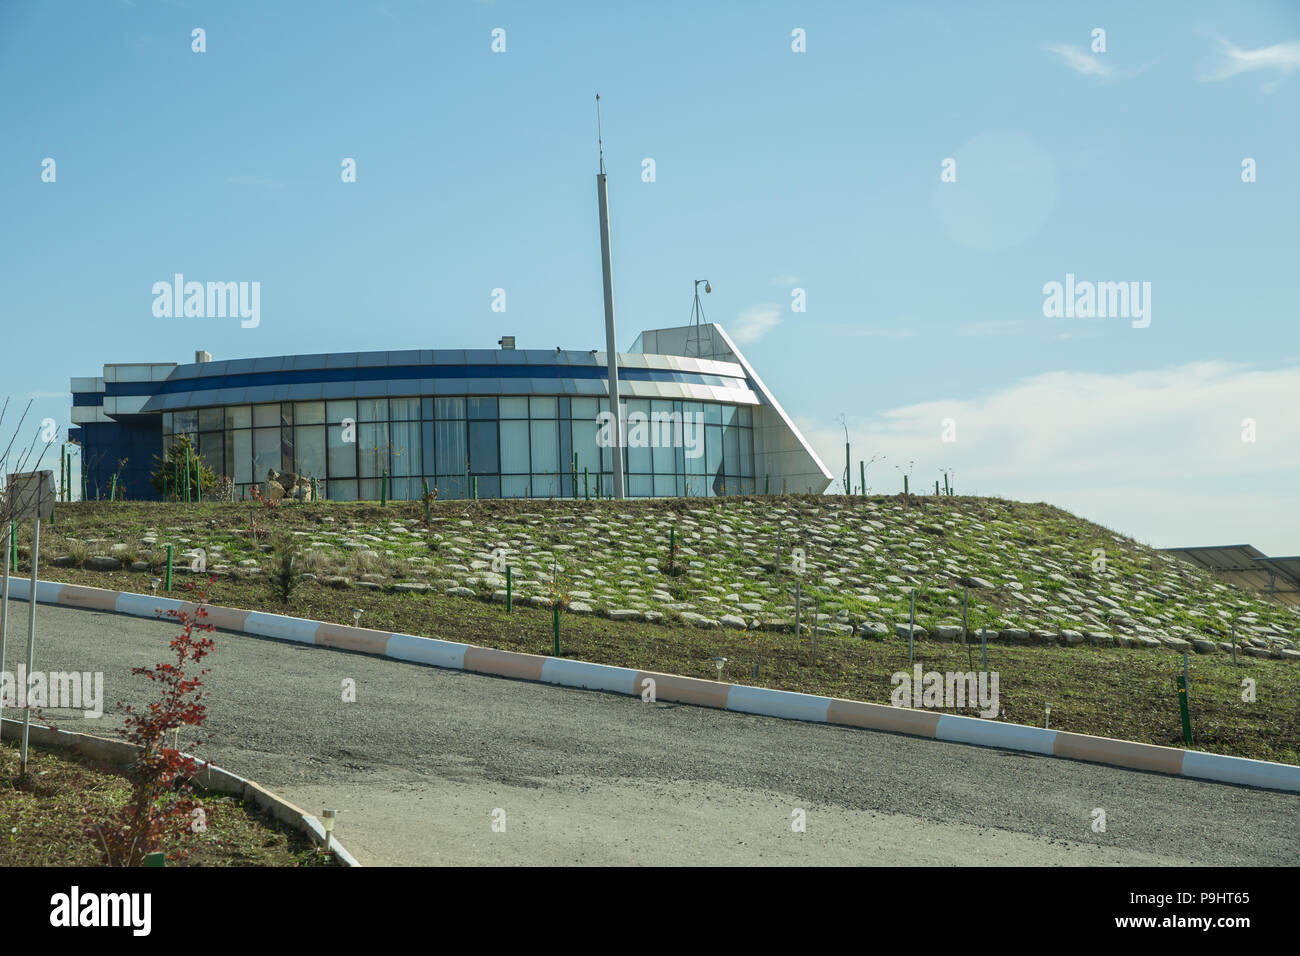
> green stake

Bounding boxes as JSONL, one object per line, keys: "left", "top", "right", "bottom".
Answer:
{"left": 506, "top": 566, "right": 512, "bottom": 612}
{"left": 185, "top": 444, "right": 192, "bottom": 503}
{"left": 165, "top": 544, "right": 174, "bottom": 592}
{"left": 552, "top": 601, "right": 560, "bottom": 657}
{"left": 908, "top": 589, "right": 916, "bottom": 664}
{"left": 472, "top": 476, "right": 478, "bottom": 500}
{"left": 860, "top": 461, "right": 865, "bottom": 496}
{"left": 764, "top": 474, "right": 769, "bottom": 495}
{"left": 422, "top": 478, "right": 430, "bottom": 523}
{"left": 584, "top": 467, "right": 589, "bottom": 500}
{"left": 381, "top": 470, "right": 388, "bottom": 507}
{"left": 1176, "top": 675, "right": 1193, "bottom": 747}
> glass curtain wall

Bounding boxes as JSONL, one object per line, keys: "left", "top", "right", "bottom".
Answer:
{"left": 163, "top": 396, "right": 757, "bottom": 500}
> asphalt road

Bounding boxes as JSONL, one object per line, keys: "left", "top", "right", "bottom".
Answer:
{"left": 6, "top": 602, "right": 1298, "bottom": 866}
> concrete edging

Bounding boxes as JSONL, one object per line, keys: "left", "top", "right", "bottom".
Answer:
{"left": 0, "top": 716, "right": 361, "bottom": 867}
{"left": 9, "top": 577, "right": 1300, "bottom": 795}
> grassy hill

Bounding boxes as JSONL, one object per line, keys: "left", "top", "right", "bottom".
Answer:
{"left": 14, "top": 494, "right": 1300, "bottom": 764}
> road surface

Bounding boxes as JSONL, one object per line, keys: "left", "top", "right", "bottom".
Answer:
{"left": 7, "top": 602, "right": 1297, "bottom": 865}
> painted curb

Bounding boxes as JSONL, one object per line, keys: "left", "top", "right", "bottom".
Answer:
{"left": 8, "top": 577, "right": 1300, "bottom": 795}
{"left": 0, "top": 718, "right": 361, "bottom": 867}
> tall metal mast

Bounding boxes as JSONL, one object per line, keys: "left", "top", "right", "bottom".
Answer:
{"left": 596, "top": 94, "right": 625, "bottom": 499}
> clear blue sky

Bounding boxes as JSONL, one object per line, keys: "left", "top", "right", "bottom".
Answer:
{"left": 2, "top": 0, "right": 1297, "bottom": 551}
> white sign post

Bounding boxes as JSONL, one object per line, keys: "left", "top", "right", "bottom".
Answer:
{"left": 7, "top": 471, "right": 53, "bottom": 774}
{"left": 0, "top": 519, "right": 10, "bottom": 735}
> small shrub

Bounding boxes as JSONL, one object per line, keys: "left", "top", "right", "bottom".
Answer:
{"left": 267, "top": 534, "right": 302, "bottom": 604}
{"left": 65, "top": 539, "right": 89, "bottom": 567}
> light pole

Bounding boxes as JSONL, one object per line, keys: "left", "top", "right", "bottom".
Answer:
{"left": 686, "top": 279, "right": 712, "bottom": 358}
{"left": 837, "top": 414, "right": 850, "bottom": 494}
{"left": 595, "top": 93, "right": 624, "bottom": 499}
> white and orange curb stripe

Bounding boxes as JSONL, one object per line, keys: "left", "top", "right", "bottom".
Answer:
{"left": 10, "top": 578, "right": 1300, "bottom": 794}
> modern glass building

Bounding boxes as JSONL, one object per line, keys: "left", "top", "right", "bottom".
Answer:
{"left": 68, "top": 323, "right": 832, "bottom": 502}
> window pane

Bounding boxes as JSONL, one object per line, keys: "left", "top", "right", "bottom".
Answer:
{"left": 435, "top": 475, "right": 467, "bottom": 499}
{"left": 436, "top": 398, "right": 464, "bottom": 419}
{"left": 502, "top": 475, "right": 529, "bottom": 498}
{"left": 468, "top": 397, "right": 497, "bottom": 420}
{"left": 740, "top": 428, "right": 753, "bottom": 476}
{"left": 500, "top": 420, "right": 530, "bottom": 473}
{"left": 421, "top": 420, "right": 435, "bottom": 476}
{"left": 724, "top": 425, "right": 740, "bottom": 476}
{"left": 280, "top": 422, "right": 294, "bottom": 473}
{"left": 738, "top": 405, "right": 752, "bottom": 427}
{"left": 253, "top": 404, "right": 278, "bottom": 428}
{"left": 571, "top": 397, "right": 598, "bottom": 420}
{"left": 436, "top": 421, "right": 466, "bottom": 475}
{"left": 474, "top": 476, "right": 500, "bottom": 498}
{"left": 295, "top": 425, "right": 326, "bottom": 479}
{"left": 328, "top": 426, "right": 357, "bottom": 477}
{"left": 358, "top": 423, "right": 389, "bottom": 478}
{"left": 571, "top": 419, "right": 599, "bottom": 478}
{"left": 327, "top": 399, "right": 356, "bottom": 424}
{"left": 390, "top": 420, "right": 420, "bottom": 476}
{"left": 198, "top": 432, "right": 224, "bottom": 477}
{"left": 295, "top": 401, "right": 326, "bottom": 425}
{"left": 530, "top": 396, "right": 557, "bottom": 419}
{"left": 628, "top": 440, "right": 651, "bottom": 475}
{"left": 653, "top": 474, "right": 676, "bottom": 497}
{"left": 234, "top": 429, "right": 252, "bottom": 484}
{"left": 529, "top": 420, "right": 558, "bottom": 473}
{"left": 500, "top": 397, "right": 529, "bottom": 418}
{"left": 359, "top": 478, "right": 381, "bottom": 500}
{"left": 198, "top": 407, "right": 223, "bottom": 431}
{"left": 531, "top": 473, "right": 560, "bottom": 497}
{"left": 162, "top": 412, "right": 174, "bottom": 436}
{"left": 328, "top": 479, "right": 358, "bottom": 502}
{"left": 706, "top": 424, "right": 722, "bottom": 478}
{"left": 705, "top": 403, "right": 722, "bottom": 425}
{"left": 468, "top": 421, "right": 498, "bottom": 474}
{"left": 174, "top": 410, "right": 198, "bottom": 434}
{"left": 280, "top": 403, "right": 294, "bottom": 428}
{"left": 252, "top": 427, "right": 279, "bottom": 480}
{"left": 722, "top": 404, "right": 739, "bottom": 427}
{"left": 228, "top": 405, "right": 251, "bottom": 429}
{"left": 630, "top": 475, "right": 652, "bottom": 497}
{"left": 390, "top": 397, "right": 419, "bottom": 421}
{"left": 358, "top": 398, "right": 387, "bottom": 423}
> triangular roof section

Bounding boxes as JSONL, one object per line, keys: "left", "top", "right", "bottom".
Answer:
{"left": 632, "top": 323, "right": 834, "bottom": 488}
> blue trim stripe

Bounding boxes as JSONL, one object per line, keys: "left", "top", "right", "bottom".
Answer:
{"left": 103, "top": 364, "right": 748, "bottom": 397}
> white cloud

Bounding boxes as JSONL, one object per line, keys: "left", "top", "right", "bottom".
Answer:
{"left": 1199, "top": 35, "right": 1300, "bottom": 82}
{"left": 730, "top": 305, "right": 781, "bottom": 344}
{"left": 797, "top": 361, "right": 1300, "bottom": 554}
{"left": 1045, "top": 44, "right": 1114, "bottom": 77}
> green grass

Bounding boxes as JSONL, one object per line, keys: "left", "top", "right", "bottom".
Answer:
{"left": 0, "top": 741, "right": 335, "bottom": 866}
{"left": 20, "top": 496, "right": 1300, "bottom": 767}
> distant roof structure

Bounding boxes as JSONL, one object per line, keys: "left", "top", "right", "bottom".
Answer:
{"left": 1161, "top": 544, "right": 1300, "bottom": 608}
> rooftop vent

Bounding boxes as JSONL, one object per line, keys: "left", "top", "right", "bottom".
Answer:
{"left": 498, "top": 336, "right": 515, "bottom": 350}
{"left": 195, "top": 350, "right": 212, "bottom": 363}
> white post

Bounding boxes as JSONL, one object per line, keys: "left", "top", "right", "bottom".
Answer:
{"left": 0, "top": 521, "right": 10, "bottom": 731}
{"left": 20, "top": 514, "right": 39, "bottom": 773}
